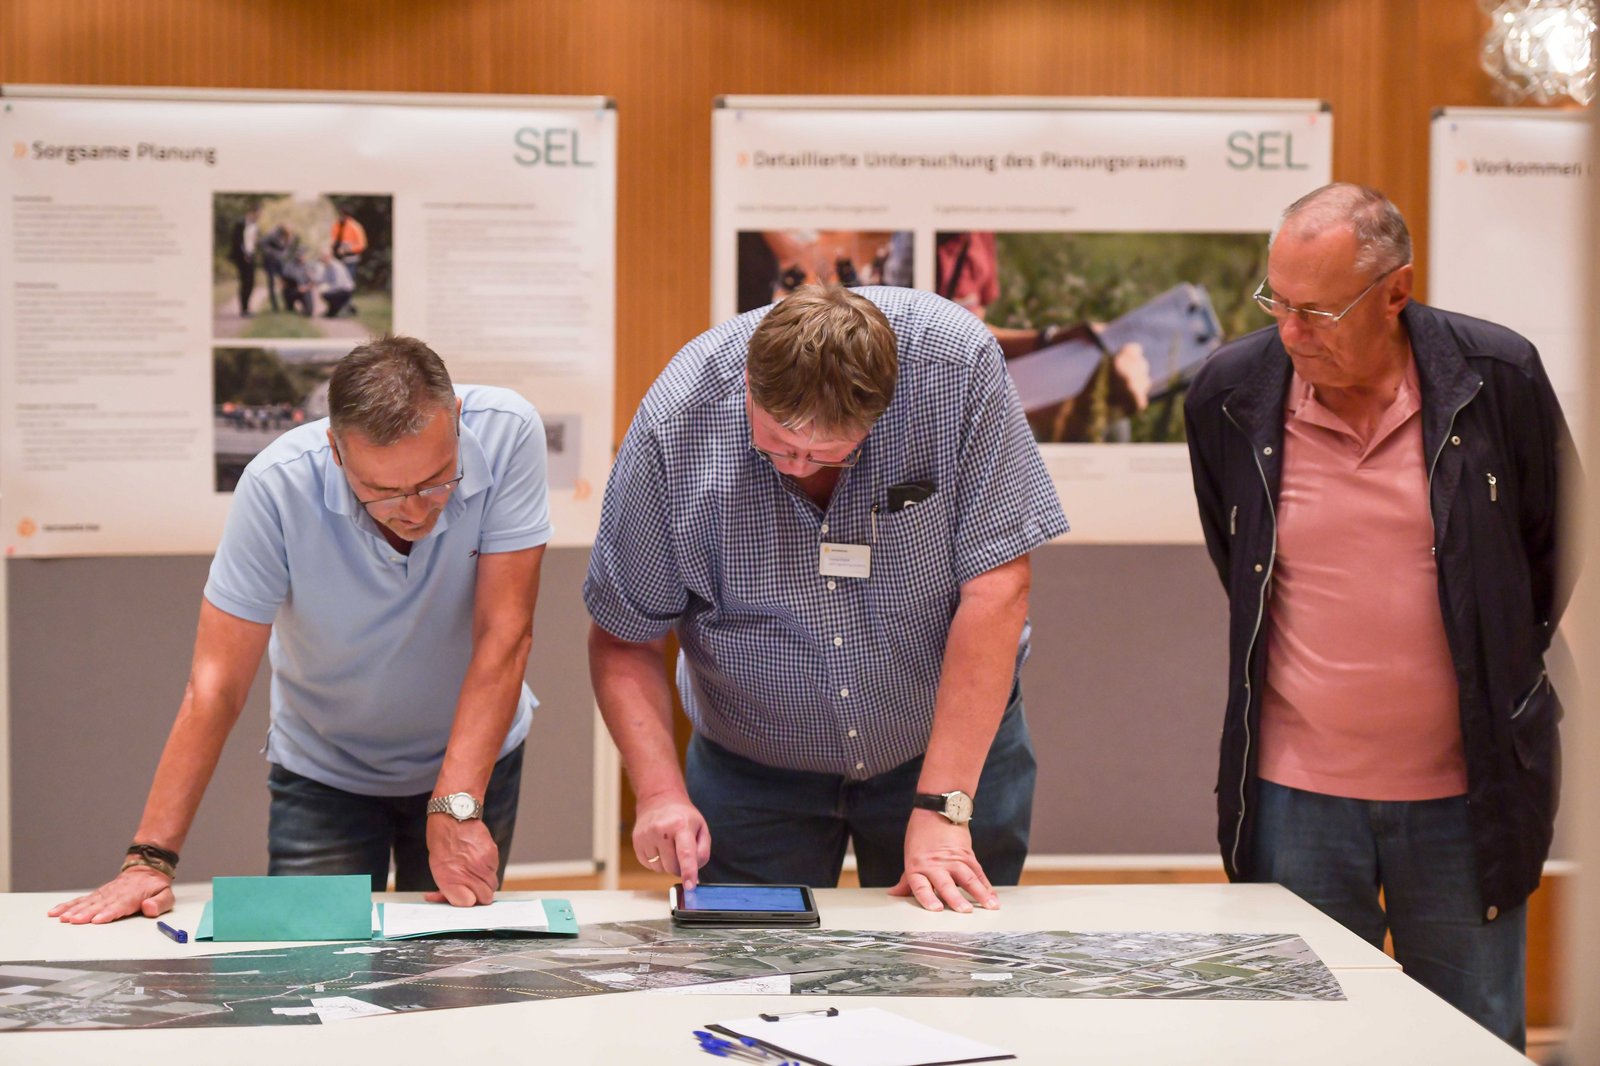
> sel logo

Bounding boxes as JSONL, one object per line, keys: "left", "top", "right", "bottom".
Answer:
{"left": 1225, "top": 131, "right": 1309, "bottom": 171}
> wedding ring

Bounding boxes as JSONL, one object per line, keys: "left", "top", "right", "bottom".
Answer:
{"left": 645, "top": 855, "right": 662, "bottom": 864}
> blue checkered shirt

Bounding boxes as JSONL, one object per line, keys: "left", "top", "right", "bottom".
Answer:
{"left": 585, "top": 287, "right": 1070, "bottom": 779}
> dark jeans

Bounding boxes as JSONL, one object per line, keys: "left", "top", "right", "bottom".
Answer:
{"left": 686, "top": 687, "right": 1035, "bottom": 888}
{"left": 267, "top": 743, "right": 524, "bottom": 892}
{"left": 1254, "top": 778, "right": 1526, "bottom": 1050}
{"left": 322, "top": 288, "right": 353, "bottom": 317}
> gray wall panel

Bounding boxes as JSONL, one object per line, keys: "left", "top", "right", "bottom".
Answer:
{"left": 1022, "top": 544, "right": 1229, "bottom": 855}
{"left": 11, "top": 541, "right": 1569, "bottom": 890}
{"left": 8, "top": 547, "right": 594, "bottom": 893}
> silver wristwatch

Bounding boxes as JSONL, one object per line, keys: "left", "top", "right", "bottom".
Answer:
{"left": 426, "top": 792, "right": 484, "bottom": 821}
{"left": 912, "top": 789, "right": 974, "bottom": 825}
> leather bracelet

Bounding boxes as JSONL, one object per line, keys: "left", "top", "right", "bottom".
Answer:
{"left": 124, "top": 843, "right": 179, "bottom": 877}
{"left": 120, "top": 854, "right": 176, "bottom": 879}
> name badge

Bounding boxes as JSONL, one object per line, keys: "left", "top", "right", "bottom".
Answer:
{"left": 818, "top": 542, "right": 872, "bottom": 579}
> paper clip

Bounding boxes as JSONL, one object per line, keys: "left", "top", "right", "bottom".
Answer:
{"left": 758, "top": 1006, "right": 839, "bottom": 1022}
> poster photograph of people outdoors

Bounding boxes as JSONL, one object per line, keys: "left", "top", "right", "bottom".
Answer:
{"left": 212, "top": 346, "right": 343, "bottom": 491}
{"left": 213, "top": 192, "right": 393, "bottom": 341}
{"left": 935, "top": 231, "right": 1269, "bottom": 444}
{"left": 737, "top": 229, "right": 913, "bottom": 313}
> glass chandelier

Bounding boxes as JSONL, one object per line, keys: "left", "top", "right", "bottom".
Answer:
{"left": 1480, "top": 0, "right": 1597, "bottom": 105}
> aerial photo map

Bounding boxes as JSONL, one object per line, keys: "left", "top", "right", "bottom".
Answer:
{"left": 0, "top": 920, "right": 1343, "bottom": 1031}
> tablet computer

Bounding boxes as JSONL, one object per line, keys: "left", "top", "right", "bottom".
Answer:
{"left": 669, "top": 883, "right": 821, "bottom": 927}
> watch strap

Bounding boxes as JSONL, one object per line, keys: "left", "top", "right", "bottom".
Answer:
{"left": 912, "top": 790, "right": 974, "bottom": 824}
{"left": 426, "top": 792, "right": 484, "bottom": 820}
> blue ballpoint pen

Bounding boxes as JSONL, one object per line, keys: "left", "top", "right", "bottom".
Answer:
{"left": 693, "top": 1032, "right": 793, "bottom": 1065}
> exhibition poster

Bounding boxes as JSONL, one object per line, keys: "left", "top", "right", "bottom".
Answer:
{"left": 1430, "top": 108, "right": 1590, "bottom": 439}
{"left": 713, "top": 98, "right": 1332, "bottom": 543}
{"left": 1, "top": 89, "right": 616, "bottom": 556}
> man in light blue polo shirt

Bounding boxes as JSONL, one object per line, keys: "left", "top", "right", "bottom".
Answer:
{"left": 50, "top": 337, "right": 551, "bottom": 924}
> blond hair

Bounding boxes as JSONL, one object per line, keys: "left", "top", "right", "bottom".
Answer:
{"left": 746, "top": 286, "right": 898, "bottom": 437}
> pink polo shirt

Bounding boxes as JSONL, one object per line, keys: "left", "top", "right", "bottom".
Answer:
{"left": 1258, "top": 361, "right": 1468, "bottom": 801}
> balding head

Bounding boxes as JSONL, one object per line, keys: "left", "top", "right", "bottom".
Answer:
{"left": 1273, "top": 183, "right": 1413, "bottom": 278}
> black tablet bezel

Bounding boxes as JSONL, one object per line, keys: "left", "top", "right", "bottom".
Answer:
{"left": 669, "top": 882, "right": 820, "bottom": 926}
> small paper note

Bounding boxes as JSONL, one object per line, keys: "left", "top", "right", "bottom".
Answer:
{"left": 377, "top": 898, "right": 578, "bottom": 939}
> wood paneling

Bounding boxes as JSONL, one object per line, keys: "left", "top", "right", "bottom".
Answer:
{"left": 0, "top": 0, "right": 1507, "bottom": 435}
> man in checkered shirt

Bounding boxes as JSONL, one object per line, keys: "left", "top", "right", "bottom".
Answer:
{"left": 585, "top": 285, "right": 1069, "bottom": 912}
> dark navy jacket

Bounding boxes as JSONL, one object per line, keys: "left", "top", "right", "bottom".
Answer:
{"left": 1184, "top": 301, "right": 1573, "bottom": 918}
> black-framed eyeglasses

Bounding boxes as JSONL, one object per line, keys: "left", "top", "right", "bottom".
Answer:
{"left": 1252, "top": 268, "right": 1396, "bottom": 331}
{"left": 357, "top": 471, "right": 464, "bottom": 515}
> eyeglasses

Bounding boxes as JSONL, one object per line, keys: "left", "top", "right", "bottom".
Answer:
{"left": 1253, "top": 268, "right": 1395, "bottom": 331}
{"left": 357, "top": 471, "right": 464, "bottom": 515}
{"left": 750, "top": 438, "right": 863, "bottom": 469}
{"left": 744, "top": 391, "right": 866, "bottom": 469}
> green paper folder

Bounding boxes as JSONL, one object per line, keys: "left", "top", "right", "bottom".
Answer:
{"left": 208, "top": 875, "right": 374, "bottom": 942}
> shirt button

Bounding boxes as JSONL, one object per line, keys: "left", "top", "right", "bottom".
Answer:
{"left": 1263, "top": 446, "right": 1273, "bottom": 456}
{"left": 855, "top": 761, "right": 865, "bottom": 771}
{"left": 1253, "top": 563, "right": 1263, "bottom": 573}
{"left": 826, "top": 580, "right": 837, "bottom": 591}
{"left": 821, "top": 523, "right": 830, "bottom": 534}
{"left": 1485, "top": 905, "right": 1499, "bottom": 921}
{"left": 390, "top": 556, "right": 401, "bottom": 563}
{"left": 1451, "top": 435, "right": 1462, "bottom": 446}
{"left": 833, "top": 636, "right": 843, "bottom": 647}
{"left": 840, "top": 687, "right": 850, "bottom": 698}
{"left": 848, "top": 728, "right": 858, "bottom": 738}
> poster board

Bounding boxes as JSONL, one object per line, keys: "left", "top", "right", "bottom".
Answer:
{"left": 0, "top": 86, "right": 617, "bottom": 557}
{"left": 711, "top": 96, "right": 1332, "bottom": 543}
{"left": 1429, "top": 107, "right": 1590, "bottom": 439}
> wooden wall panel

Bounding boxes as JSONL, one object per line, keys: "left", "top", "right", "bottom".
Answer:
{"left": 0, "top": 0, "right": 1508, "bottom": 434}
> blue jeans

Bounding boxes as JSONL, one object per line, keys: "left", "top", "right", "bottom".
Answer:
{"left": 267, "top": 743, "right": 524, "bottom": 892}
{"left": 1254, "top": 779, "right": 1526, "bottom": 1050}
{"left": 686, "top": 687, "right": 1035, "bottom": 888}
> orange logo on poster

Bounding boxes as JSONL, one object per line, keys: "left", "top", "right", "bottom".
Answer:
{"left": 11, "top": 142, "right": 25, "bottom": 159}
{"left": 17, "top": 517, "right": 37, "bottom": 538}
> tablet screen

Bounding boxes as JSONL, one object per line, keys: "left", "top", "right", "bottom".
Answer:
{"left": 680, "top": 884, "right": 810, "bottom": 912}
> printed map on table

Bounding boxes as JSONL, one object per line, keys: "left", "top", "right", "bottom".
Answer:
{"left": 0, "top": 920, "right": 1343, "bottom": 1030}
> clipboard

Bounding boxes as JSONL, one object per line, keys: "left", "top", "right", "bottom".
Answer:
{"left": 708, "top": 1007, "right": 1015, "bottom": 1066}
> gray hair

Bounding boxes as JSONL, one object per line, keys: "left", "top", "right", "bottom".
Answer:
{"left": 1271, "top": 183, "right": 1413, "bottom": 276}
{"left": 328, "top": 335, "right": 455, "bottom": 445}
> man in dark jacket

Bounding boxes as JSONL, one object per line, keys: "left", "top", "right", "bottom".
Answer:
{"left": 229, "top": 205, "right": 260, "bottom": 318}
{"left": 1184, "top": 183, "right": 1572, "bottom": 1051}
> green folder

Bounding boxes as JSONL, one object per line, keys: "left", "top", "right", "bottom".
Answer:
{"left": 202, "top": 875, "right": 373, "bottom": 942}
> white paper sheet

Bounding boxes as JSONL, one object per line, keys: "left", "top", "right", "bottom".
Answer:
{"left": 379, "top": 899, "right": 549, "bottom": 939}
{"left": 716, "top": 1007, "right": 1014, "bottom": 1066}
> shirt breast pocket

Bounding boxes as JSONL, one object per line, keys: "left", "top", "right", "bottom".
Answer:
{"left": 866, "top": 492, "right": 959, "bottom": 645}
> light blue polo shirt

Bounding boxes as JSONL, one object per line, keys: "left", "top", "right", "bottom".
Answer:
{"left": 205, "top": 385, "right": 553, "bottom": 796}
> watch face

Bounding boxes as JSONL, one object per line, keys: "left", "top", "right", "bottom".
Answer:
{"left": 448, "top": 793, "right": 476, "bottom": 819}
{"left": 945, "top": 791, "right": 973, "bottom": 824}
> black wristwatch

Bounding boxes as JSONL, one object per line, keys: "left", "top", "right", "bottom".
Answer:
{"left": 912, "top": 790, "right": 974, "bottom": 825}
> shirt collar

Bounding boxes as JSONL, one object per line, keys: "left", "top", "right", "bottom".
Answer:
{"left": 1286, "top": 357, "right": 1422, "bottom": 443}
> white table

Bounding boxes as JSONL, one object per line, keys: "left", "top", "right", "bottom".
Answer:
{"left": 1, "top": 884, "right": 1526, "bottom": 1064}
